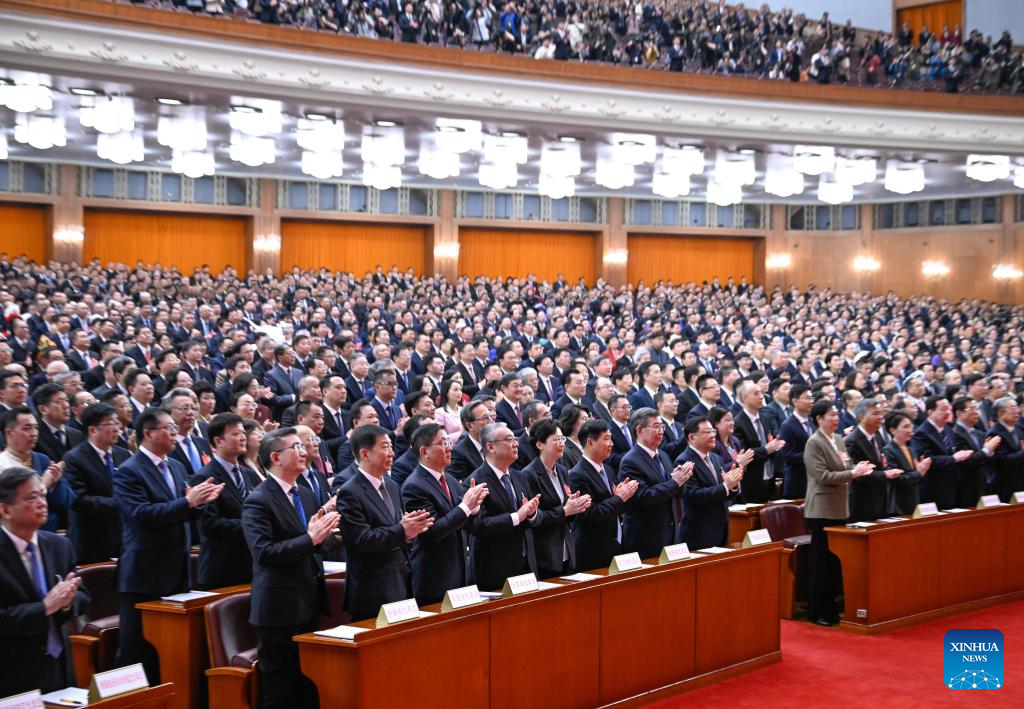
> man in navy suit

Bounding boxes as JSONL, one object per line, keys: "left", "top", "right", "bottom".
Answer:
{"left": 114, "top": 407, "right": 223, "bottom": 682}
{"left": 243, "top": 427, "right": 339, "bottom": 709}
{"left": 338, "top": 425, "right": 432, "bottom": 620}
{"left": 165, "top": 389, "right": 212, "bottom": 478}
{"left": 606, "top": 394, "right": 634, "bottom": 475}
{"left": 628, "top": 362, "right": 662, "bottom": 412}
{"left": 733, "top": 381, "right": 786, "bottom": 502}
{"left": 264, "top": 344, "right": 304, "bottom": 420}
{"left": 468, "top": 422, "right": 541, "bottom": 590}
{"left": 778, "top": 383, "right": 815, "bottom": 498}
{"left": 369, "top": 369, "right": 404, "bottom": 439}
{"left": 401, "top": 423, "right": 488, "bottom": 604}
{"left": 550, "top": 369, "right": 587, "bottom": 420}
{"left": 448, "top": 400, "right": 490, "bottom": 482}
{"left": 986, "top": 397, "right": 1024, "bottom": 502}
{"left": 568, "top": 419, "right": 638, "bottom": 571}
{"left": 0, "top": 467, "right": 89, "bottom": 696}
{"left": 494, "top": 373, "right": 526, "bottom": 436}
{"left": 679, "top": 416, "right": 743, "bottom": 549}
{"left": 619, "top": 407, "right": 692, "bottom": 559}
{"left": 910, "top": 395, "right": 975, "bottom": 509}
{"left": 845, "top": 399, "right": 903, "bottom": 521}
{"left": 63, "top": 403, "right": 131, "bottom": 564}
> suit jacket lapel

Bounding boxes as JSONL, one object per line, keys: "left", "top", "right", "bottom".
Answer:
{"left": 533, "top": 460, "right": 560, "bottom": 502}
{"left": 420, "top": 466, "right": 453, "bottom": 511}
{"left": 136, "top": 453, "right": 175, "bottom": 501}
{"left": 267, "top": 478, "right": 306, "bottom": 533}
{"left": 356, "top": 472, "right": 395, "bottom": 521}
{"left": 0, "top": 532, "right": 37, "bottom": 598}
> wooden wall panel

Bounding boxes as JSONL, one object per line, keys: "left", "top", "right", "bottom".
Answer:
{"left": 626, "top": 235, "right": 756, "bottom": 286}
{"left": 280, "top": 220, "right": 426, "bottom": 275}
{"left": 897, "top": 0, "right": 963, "bottom": 41}
{"left": 83, "top": 210, "right": 246, "bottom": 273}
{"left": 458, "top": 228, "right": 597, "bottom": 283}
{"left": 0, "top": 204, "right": 47, "bottom": 263}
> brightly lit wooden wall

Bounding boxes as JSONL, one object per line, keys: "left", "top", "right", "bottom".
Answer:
{"left": 896, "top": 1, "right": 963, "bottom": 40}
{"left": 279, "top": 221, "right": 427, "bottom": 275}
{"left": 627, "top": 234, "right": 756, "bottom": 285}
{"left": 83, "top": 210, "right": 246, "bottom": 273}
{"left": 0, "top": 204, "right": 47, "bottom": 263}
{"left": 458, "top": 228, "right": 597, "bottom": 283}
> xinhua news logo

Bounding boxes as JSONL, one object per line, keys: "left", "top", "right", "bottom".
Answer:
{"left": 944, "top": 629, "right": 1004, "bottom": 689}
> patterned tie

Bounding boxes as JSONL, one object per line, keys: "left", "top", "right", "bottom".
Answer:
{"left": 804, "top": 419, "right": 814, "bottom": 437}
{"left": 335, "top": 411, "right": 345, "bottom": 436}
{"left": 622, "top": 424, "right": 632, "bottom": 447}
{"left": 56, "top": 428, "right": 65, "bottom": 448}
{"left": 289, "top": 487, "right": 307, "bottom": 529}
{"left": 104, "top": 452, "right": 115, "bottom": 478}
{"left": 501, "top": 474, "right": 516, "bottom": 509}
{"left": 159, "top": 461, "right": 176, "bottom": 496}
{"left": 378, "top": 482, "right": 397, "bottom": 521}
{"left": 232, "top": 465, "right": 247, "bottom": 497}
{"left": 26, "top": 542, "right": 64, "bottom": 657}
{"left": 306, "top": 471, "right": 322, "bottom": 503}
{"left": 754, "top": 417, "right": 773, "bottom": 481}
{"left": 183, "top": 437, "right": 202, "bottom": 473}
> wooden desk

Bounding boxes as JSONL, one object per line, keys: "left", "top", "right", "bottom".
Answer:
{"left": 728, "top": 499, "right": 804, "bottom": 544}
{"left": 827, "top": 505, "right": 1024, "bottom": 634}
{"left": 297, "top": 544, "right": 782, "bottom": 707}
{"left": 83, "top": 683, "right": 176, "bottom": 709}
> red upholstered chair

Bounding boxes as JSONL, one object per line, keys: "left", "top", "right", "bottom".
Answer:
{"left": 205, "top": 592, "right": 258, "bottom": 709}
{"left": 759, "top": 503, "right": 811, "bottom": 547}
{"left": 69, "top": 562, "right": 120, "bottom": 686}
{"left": 759, "top": 504, "right": 810, "bottom": 619}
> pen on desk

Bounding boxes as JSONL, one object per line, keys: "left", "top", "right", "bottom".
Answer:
{"left": 58, "top": 699, "right": 83, "bottom": 706}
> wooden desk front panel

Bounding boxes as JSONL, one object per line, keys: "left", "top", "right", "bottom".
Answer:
{"left": 1004, "top": 507, "right": 1024, "bottom": 592}
{"left": 598, "top": 568, "right": 696, "bottom": 705}
{"left": 937, "top": 512, "right": 1006, "bottom": 608}
{"left": 867, "top": 525, "right": 941, "bottom": 623}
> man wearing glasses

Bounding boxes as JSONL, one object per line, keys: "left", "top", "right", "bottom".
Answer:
{"left": 678, "top": 416, "right": 744, "bottom": 550}
{"left": 114, "top": 407, "right": 224, "bottom": 682}
{"left": 165, "top": 388, "right": 212, "bottom": 477}
{"left": 449, "top": 400, "right": 492, "bottom": 482}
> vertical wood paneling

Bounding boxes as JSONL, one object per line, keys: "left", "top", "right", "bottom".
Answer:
{"left": 458, "top": 228, "right": 597, "bottom": 283}
{"left": 280, "top": 221, "right": 427, "bottom": 275}
{"left": 626, "top": 234, "right": 756, "bottom": 286}
{"left": 897, "top": 0, "right": 963, "bottom": 41}
{"left": 0, "top": 203, "right": 47, "bottom": 263}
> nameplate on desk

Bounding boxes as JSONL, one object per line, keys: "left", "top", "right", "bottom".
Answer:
{"left": 608, "top": 552, "right": 644, "bottom": 574}
{"left": 502, "top": 572, "right": 540, "bottom": 596}
{"left": 1013, "top": 491, "right": 1024, "bottom": 504}
{"left": 742, "top": 529, "right": 773, "bottom": 547}
{"left": 977, "top": 494, "right": 1004, "bottom": 509}
{"left": 441, "top": 584, "right": 483, "bottom": 612}
{"left": 0, "top": 690, "right": 42, "bottom": 709}
{"left": 88, "top": 663, "right": 148, "bottom": 703}
{"left": 912, "top": 502, "right": 939, "bottom": 518}
{"left": 376, "top": 598, "right": 421, "bottom": 628}
{"left": 659, "top": 543, "right": 691, "bottom": 564}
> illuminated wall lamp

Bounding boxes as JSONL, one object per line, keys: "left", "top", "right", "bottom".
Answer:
{"left": 55, "top": 226, "right": 84, "bottom": 245}
{"left": 766, "top": 253, "right": 791, "bottom": 269}
{"left": 434, "top": 243, "right": 459, "bottom": 260}
{"left": 921, "top": 260, "right": 950, "bottom": 277}
{"left": 852, "top": 256, "right": 880, "bottom": 273}
{"left": 993, "top": 263, "right": 1023, "bottom": 280}
{"left": 254, "top": 234, "right": 281, "bottom": 252}
{"left": 604, "top": 249, "right": 628, "bottom": 266}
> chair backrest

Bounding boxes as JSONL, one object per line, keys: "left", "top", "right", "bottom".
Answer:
{"left": 759, "top": 503, "right": 808, "bottom": 541}
{"left": 75, "top": 562, "right": 119, "bottom": 632}
{"left": 205, "top": 592, "right": 257, "bottom": 668}
{"left": 318, "top": 578, "right": 353, "bottom": 630}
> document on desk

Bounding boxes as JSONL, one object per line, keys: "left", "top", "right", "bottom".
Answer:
{"left": 41, "top": 686, "right": 89, "bottom": 707}
{"left": 322, "top": 561, "right": 347, "bottom": 574}
{"left": 160, "top": 590, "right": 218, "bottom": 604}
{"left": 314, "top": 625, "right": 369, "bottom": 641}
{"left": 846, "top": 521, "right": 877, "bottom": 528}
{"left": 560, "top": 572, "right": 603, "bottom": 582}
{"left": 695, "top": 546, "right": 734, "bottom": 554}
{"left": 418, "top": 611, "right": 438, "bottom": 618}
{"left": 876, "top": 517, "right": 908, "bottom": 523}
{"left": 537, "top": 581, "right": 563, "bottom": 590}
{"left": 942, "top": 508, "right": 970, "bottom": 513}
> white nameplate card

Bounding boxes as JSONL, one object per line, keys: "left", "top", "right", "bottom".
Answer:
{"left": 659, "top": 543, "right": 691, "bottom": 564}
{"left": 313, "top": 624, "right": 369, "bottom": 641}
{"left": 0, "top": 690, "right": 42, "bottom": 709}
{"left": 977, "top": 494, "right": 1004, "bottom": 509}
{"left": 742, "top": 529, "right": 773, "bottom": 547}
{"left": 502, "top": 572, "right": 540, "bottom": 596}
{"left": 1013, "top": 491, "right": 1024, "bottom": 504}
{"left": 441, "top": 585, "right": 483, "bottom": 612}
{"left": 88, "top": 663, "right": 149, "bottom": 703}
{"left": 912, "top": 502, "right": 939, "bottom": 518}
{"left": 608, "top": 552, "right": 645, "bottom": 574}
{"left": 376, "top": 598, "right": 421, "bottom": 628}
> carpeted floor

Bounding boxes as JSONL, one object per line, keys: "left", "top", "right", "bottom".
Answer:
{"left": 651, "top": 599, "right": 1024, "bottom": 707}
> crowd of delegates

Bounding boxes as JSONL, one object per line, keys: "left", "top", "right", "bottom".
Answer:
{"left": 4, "top": 255, "right": 1024, "bottom": 702}
{"left": 129, "top": 0, "right": 1024, "bottom": 94}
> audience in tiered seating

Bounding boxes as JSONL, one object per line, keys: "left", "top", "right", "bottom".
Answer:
{"left": 124, "top": 0, "right": 1024, "bottom": 93}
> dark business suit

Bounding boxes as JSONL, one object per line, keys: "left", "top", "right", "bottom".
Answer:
{"left": 950, "top": 423, "right": 993, "bottom": 507}
{"left": 242, "top": 478, "right": 330, "bottom": 709}
{"left": 779, "top": 415, "right": 812, "bottom": 498}
{"left": 494, "top": 399, "right": 525, "bottom": 435}
{"left": 607, "top": 419, "right": 633, "bottom": 475}
{"left": 449, "top": 436, "right": 484, "bottom": 483}
{"left": 0, "top": 530, "right": 90, "bottom": 696}
{"left": 733, "top": 410, "right": 778, "bottom": 503}
{"left": 168, "top": 434, "right": 212, "bottom": 478}
{"left": 319, "top": 406, "right": 346, "bottom": 458}
{"left": 344, "top": 376, "right": 371, "bottom": 406}
{"left": 619, "top": 446, "right": 680, "bottom": 559}
{"left": 390, "top": 449, "right": 419, "bottom": 487}
{"left": 522, "top": 457, "right": 575, "bottom": 578}
{"left": 468, "top": 462, "right": 538, "bottom": 590}
{"left": 679, "top": 447, "right": 737, "bottom": 549}
{"left": 296, "top": 468, "right": 332, "bottom": 509}
{"left": 986, "top": 422, "right": 1024, "bottom": 502}
{"left": 113, "top": 451, "right": 197, "bottom": 681}
{"left": 337, "top": 473, "right": 412, "bottom": 620}
{"left": 401, "top": 465, "right": 474, "bottom": 604}
{"left": 35, "top": 422, "right": 83, "bottom": 465}
{"left": 264, "top": 366, "right": 302, "bottom": 419}
{"left": 883, "top": 440, "right": 923, "bottom": 514}
{"left": 63, "top": 442, "right": 131, "bottom": 564}
{"left": 191, "top": 460, "right": 261, "bottom": 589}
{"left": 910, "top": 421, "right": 961, "bottom": 510}
{"left": 844, "top": 428, "right": 890, "bottom": 521}
{"left": 659, "top": 418, "right": 687, "bottom": 461}
{"left": 628, "top": 388, "right": 657, "bottom": 412}
{"left": 568, "top": 458, "right": 625, "bottom": 572}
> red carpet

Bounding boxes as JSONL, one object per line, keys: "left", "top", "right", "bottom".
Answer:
{"left": 651, "top": 600, "right": 1024, "bottom": 708}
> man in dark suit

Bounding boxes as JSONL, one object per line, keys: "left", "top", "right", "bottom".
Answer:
{"left": 619, "top": 407, "right": 691, "bottom": 559}
{"left": 344, "top": 353, "right": 373, "bottom": 405}
{"left": 368, "top": 369, "right": 403, "bottom": 439}
{"left": 494, "top": 374, "right": 526, "bottom": 436}
{"left": 679, "top": 416, "right": 743, "bottom": 549}
{"left": 910, "top": 395, "right": 975, "bottom": 509}
{"left": 295, "top": 422, "right": 334, "bottom": 509}
{"left": 468, "top": 422, "right": 541, "bottom": 590}
{"left": 165, "top": 389, "right": 213, "bottom": 478}
{"left": 844, "top": 399, "right": 903, "bottom": 521}
{"left": 264, "top": 344, "right": 304, "bottom": 420}
{"left": 33, "top": 383, "right": 84, "bottom": 463}
{"left": 63, "top": 403, "right": 131, "bottom": 564}
{"left": 192, "top": 414, "right": 262, "bottom": 589}
{"left": 455, "top": 342, "right": 482, "bottom": 398}
{"left": 778, "top": 383, "right": 814, "bottom": 498}
{"left": 568, "top": 419, "right": 638, "bottom": 572}
{"left": 114, "top": 407, "right": 224, "bottom": 682}
{"left": 65, "top": 330, "right": 96, "bottom": 373}
{"left": 950, "top": 396, "right": 999, "bottom": 507}
{"left": 338, "top": 425, "right": 432, "bottom": 620}
{"left": 401, "top": 423, "right": 488, "bottom": 604}
{"left": 318, "top": 374, "right": 348, "bottom": 458}
{"left": 733, "top": 381, "right": 786, "bottom": 503}
{"left": 124, "top": 326, "right": 156, "bottom": 370}
{"left": 0, "top": 467, "right": 89, "bottom": 696}
{"left": 655, "top": 391, "right": 688, "bottom": 461}
{"left": 987, "top": 396, "right": 1024, "bottom": 502}
{"left": 628, "top": 362, "right": 662, "bottom": 412}
{"left": 551, "top": 369, "right": 587, "bottom": 420}
{"left": 606, "top": 394, "right": 634, "bottom": 474}
{"left": 242, "top": 427, "right": 339, "bottom": 709}
{"left": 8, "top": 318, "right": 36, "bottom": 369}
{"left": 448, "top": 400, "right": 489, "bottom": 482}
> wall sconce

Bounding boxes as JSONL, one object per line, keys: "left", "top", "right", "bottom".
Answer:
{"left": 766, "top": 253, "right": 791, "bottom": 269}
{"left": 921, "top": 260, "right": 950, "bottom": 277}
{"left": 852, "top": 256, "right": 880, "bottom": 273}
{"left": 254, "top": 234, "right": 281, "bottom": 252}
{"left": 993, "top": 263, "right": 1023, "bottom": 280}
{"left": 603, "top": 249, "right": 628, "bottom": 266}
{"left": 55, "top": 226, "right": 84, "bottom": 245}
{"left": 433, "top": 242, "right": 459, "bottom": 260}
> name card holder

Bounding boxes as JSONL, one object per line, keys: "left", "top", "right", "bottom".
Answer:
{"left": 441, "top": 584, "right": 484, "bottom": 612}
{"left": 608, "top": 552, "right": 644, "bottom": 574}
{"left": 502, "top": 572, "right": 540, "bottom": 597}
{"left": 376, "top": 598, "right": 421, "bottom": 628}
{"left": 742, "top": 529, "right": 773, "bottom": 547}
{"left": 659, "top": 543, "right": 691, "bottom": 564}
{"left": 912, "top": 502, "right": 939, "bottom": 518}
{"left": 88, "top": 663, "right": 149, "bottom": 703}
{"left": 0, "top": 690, "right": 42, "bottom": 709}
{"left": 977, "top": 494, "right": 1004, "bottom": 509}
{"left": 1012, "top": 491, "right": 1024, "bottom": 504}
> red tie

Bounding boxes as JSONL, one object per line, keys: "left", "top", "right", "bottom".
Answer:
{"left": 439, "top": 474, "right": 452, "bottom": 501}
